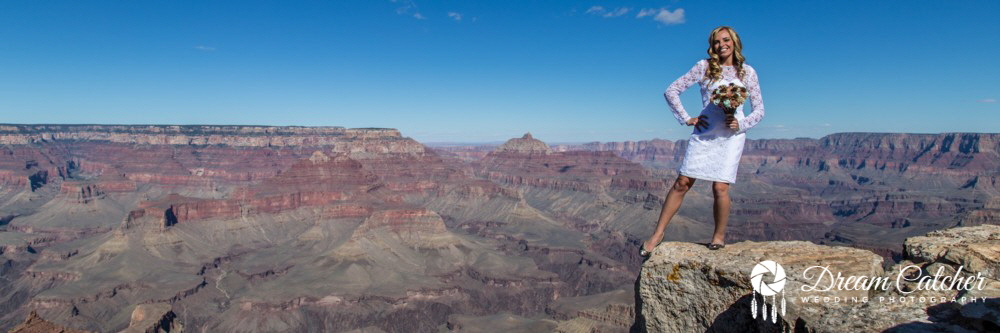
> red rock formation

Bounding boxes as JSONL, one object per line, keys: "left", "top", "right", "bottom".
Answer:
{"left": 58, "top": 181, "right": 135, "bottom": 204}
{"left": 251, "top": 152, "right": 380, "bottom": 196}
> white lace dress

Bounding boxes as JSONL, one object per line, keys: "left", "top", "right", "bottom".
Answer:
{"left": 664, "top": 59, "right": 765, "bottom": 183}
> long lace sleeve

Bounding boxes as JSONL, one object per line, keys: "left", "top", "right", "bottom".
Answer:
{"left": 737, "top": 65, "right": 765, "bottom": 134}
{"left": 664, "top": 60, "right": 705, "bottom": 126}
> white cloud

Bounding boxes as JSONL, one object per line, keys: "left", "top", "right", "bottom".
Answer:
{"left": 604, "top": 7, "right": 630, "bottom": 17}
{"left": 653, "top": 8, "right": 685, "bottom": 25}
{"left": 585, "top": 6, "right": 605, "bottom": 14}
{"left": 636, "top": 8, "right": 657, "bottom": 18}
{"left": 589, "top": 6, "right": 685, "bottom": 24}
{"left": 636, "top": 8, "right": 685, "bottom": 25}
{"left": 390, "top": 0, "right": 425, "bottom": 20}
{"left": 586, "top": 6, "right": 630, "bottom": 18}
{"left": 448, "top": 12, "right": 462, "bottom": 21}
{"left": 194, "top": 45, "right": 216, "bottom": 51}
{"left": 978, "top": 98, "right": 997, "bottom": 103}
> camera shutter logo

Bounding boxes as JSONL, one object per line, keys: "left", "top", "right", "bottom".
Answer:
{"left": 750, "top": 260, "right": 787, "bottom": 323}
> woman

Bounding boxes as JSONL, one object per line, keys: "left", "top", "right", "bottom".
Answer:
{"left": 641, "top": 26, "right": 765, "bottom": 255}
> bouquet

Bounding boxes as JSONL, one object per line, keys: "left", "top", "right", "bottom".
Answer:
{"left": 711, "top": 82, "right": 748, "bottom": 130}
{"left": 711, "top": 82, "right": 748, "bottom": 116}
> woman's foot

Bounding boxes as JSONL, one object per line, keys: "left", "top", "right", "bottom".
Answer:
{"left": 708, "top": 235, "right": 726, "bottom": 250}
{"left": 639, "top": 240, "right": 656, "bottom": 257}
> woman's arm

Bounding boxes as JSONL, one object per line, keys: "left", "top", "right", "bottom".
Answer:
{"left": 664, "top": 60, "right": 705, "bottom": 126}
{"left": 736, "top": 66, "right": 765, "bottom": 134}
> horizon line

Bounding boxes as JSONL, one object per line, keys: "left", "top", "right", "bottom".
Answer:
{"left": 1, "top": 123, "right": 997, "bottom": 145}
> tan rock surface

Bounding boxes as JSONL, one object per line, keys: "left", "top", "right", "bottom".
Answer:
{"left": 638, "top": 226, "right": 1000, "bottom": 333}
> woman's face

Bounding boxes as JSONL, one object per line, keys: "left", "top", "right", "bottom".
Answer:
{"left": 712, "top": 30, "right": 734, "bottom": 59}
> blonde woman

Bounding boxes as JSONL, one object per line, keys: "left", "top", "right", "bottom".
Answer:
{"left": 641, "top": 26, "right": 766, "bottom": 255}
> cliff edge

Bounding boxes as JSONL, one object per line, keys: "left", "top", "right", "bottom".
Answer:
{"left": 637, "top": 225, "right": 1000, "bottom": 332}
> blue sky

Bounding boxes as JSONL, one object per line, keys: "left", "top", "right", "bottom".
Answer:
{"left": 0, "top": 1, "right": 997, "bottom": 143}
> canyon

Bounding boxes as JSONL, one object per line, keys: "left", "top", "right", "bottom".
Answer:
{"left": 0, "top": 125, "right": 997, "bottom": 332}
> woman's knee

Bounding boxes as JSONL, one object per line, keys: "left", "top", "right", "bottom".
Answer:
{"left": 712, "top": 182, "right": 730, "bottom": 196}
{"left": 672, "top": 176, "right": 695, "bottom": 192}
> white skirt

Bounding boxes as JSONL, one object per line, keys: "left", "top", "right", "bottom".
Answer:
{"left": 678, "top": 104, "right": 746, "bottom": 184}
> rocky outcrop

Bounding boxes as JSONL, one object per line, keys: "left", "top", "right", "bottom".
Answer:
{"left": 119, "top": 303, "right": 182, "bottom": 333}
{"left": 494, "top": 133, "right": 552, "bottom": 154}
{"left": 637, "top": 225, "right": 1000, "bottom": 332}
{"left": 7, "top": 311, "right": 93, "bottom": 333}
{"left": 903, "top": 226, "right": 1000, "bottom": 284}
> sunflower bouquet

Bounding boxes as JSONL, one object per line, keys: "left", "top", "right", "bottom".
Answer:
{"left": 711, "top": 82, "right": 748, "bottom": 116}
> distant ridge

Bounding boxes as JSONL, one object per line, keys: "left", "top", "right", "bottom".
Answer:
{"left": 0, "top": 124, "right": 406, "bottom": 147}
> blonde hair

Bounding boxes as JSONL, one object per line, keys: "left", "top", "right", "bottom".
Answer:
{"left": 705, "top": 26, "right": 746, "bottom": 83}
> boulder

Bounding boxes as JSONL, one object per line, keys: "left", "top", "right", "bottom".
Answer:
{"left": 638, "top": 225, "right": 1000, "bottom": 332}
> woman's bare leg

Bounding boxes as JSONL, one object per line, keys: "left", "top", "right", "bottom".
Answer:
{"left": 643, "top": 175, "right": 696, "bottom": 252}
{"left": 711, "top": 182, "right": 731, "bottom": 245}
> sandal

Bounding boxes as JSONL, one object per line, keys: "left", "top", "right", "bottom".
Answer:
{"left": 707, "top": 243, "right": 725, "bottom": 250}
{"left": 639, "top": 241, "right": 654, "bottom": 257}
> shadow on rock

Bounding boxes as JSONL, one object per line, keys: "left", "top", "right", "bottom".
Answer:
{"left": 883, "top": 298, "right": 1000, "bottom": 333}
{"left": 630, "top": 273, "right": 646, "bottom": 333}
{"left": 706, "top": 293, "right": 790, "bottom": 333}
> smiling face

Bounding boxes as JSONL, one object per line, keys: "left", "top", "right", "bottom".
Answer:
{"left": 712, "top": 29, "right": 734, "bottom": 60}
{"left": 705, "top": 26, "right": 745, "bottom": 82}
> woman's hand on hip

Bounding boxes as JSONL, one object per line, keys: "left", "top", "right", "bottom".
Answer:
{"left": 687, "top": 116, "right": 709, "bottom": 131}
